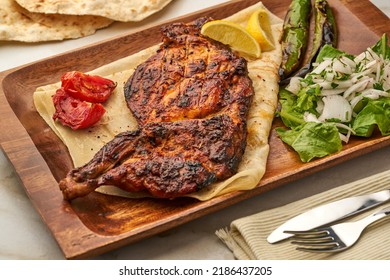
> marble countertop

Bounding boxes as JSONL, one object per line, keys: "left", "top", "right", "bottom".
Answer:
{"left": 1, "top": 0, "right": 389, "bottom": 260}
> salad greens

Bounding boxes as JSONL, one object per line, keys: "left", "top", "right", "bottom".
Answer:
{"left": 276, "top": 34, "right": 390, "bottom": 162}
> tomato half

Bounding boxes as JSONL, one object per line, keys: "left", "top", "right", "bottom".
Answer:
{"left": 52, "top": 88, "right": 106, "bottom": 130}
{"left": 61, "top": 71, "right": 117, "bottom": 103}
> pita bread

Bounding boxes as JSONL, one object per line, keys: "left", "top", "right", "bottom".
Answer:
{"left": 15, "top": 0, "right": 173, "bottom": 22}
{"left": 33, "top": 2, "right": 283, "bottom": 200}
{"left": 0, "top": 0, "right": 113, "bottom": 42}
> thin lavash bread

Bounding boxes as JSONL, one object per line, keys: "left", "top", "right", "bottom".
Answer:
{"left": 0, "top": 0, "right": 113, "bottom": 42}
{"left": 14, "top": 0, "right": 174, "bottom": 22}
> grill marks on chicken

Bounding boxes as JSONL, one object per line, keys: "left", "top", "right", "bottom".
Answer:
{"left": 59, "top": 17, "right": 254, "bottom": 200}
{"left": 125, "top": 17, "right": 251, "bottom": 125}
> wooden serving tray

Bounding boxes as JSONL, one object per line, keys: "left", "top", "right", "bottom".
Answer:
{"left": 0, "top": 0, "right": 389, "bottom": 259}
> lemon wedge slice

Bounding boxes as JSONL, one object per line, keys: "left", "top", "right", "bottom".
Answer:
{"left": 201, "top": 20, "right": 261, "bottom": 58}
{"left": 246, "top": 9, "right": 275, "bottom": 51}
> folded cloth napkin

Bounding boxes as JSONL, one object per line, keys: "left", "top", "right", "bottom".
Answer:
{"left": 216, "top": 169, "right": 390, "bottom": 260}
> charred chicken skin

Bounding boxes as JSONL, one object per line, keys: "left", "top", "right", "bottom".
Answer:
{"left": 59, "top": 17, "right": 254, "bottom": 200}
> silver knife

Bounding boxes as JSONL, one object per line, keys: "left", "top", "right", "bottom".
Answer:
{"left": 267, "top": 189, "right": 390, "bottom": 244}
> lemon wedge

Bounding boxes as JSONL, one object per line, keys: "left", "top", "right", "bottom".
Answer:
{"left": 246, "top": 9, "right": 275, "bottom": 51}
{"left": 201, "top": 20, "right": 261, "bottom": 58}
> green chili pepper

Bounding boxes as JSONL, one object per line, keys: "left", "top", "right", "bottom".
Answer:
{"left": 278, "top": 0, "right": 312, "bottom": 81}
{"left": 280, "top": 0, "right": 337, "bottom": 84}
{"left": 310, "top": 0, "right": 337, "bottom": 58}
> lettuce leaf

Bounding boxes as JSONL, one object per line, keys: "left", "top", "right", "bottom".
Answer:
{"left": 277, "top": 88, "right": 305, "bottom": 128}
{"left": 372, "top": 33, "right": 390, "bottom": 59}
{"left": 276, "top": 122, "right": 342, "bottom": 162}
{"left": 315, "top": 44, "right": 351, "bottom": 63}
{"left": 296, "top": 85, "right": 321, "bottom": 112}
{"left": 352, "top": 97, "right": 390, "bottom": 137}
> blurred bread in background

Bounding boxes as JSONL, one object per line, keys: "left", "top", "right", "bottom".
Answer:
{"left": 1, "top": 0, "right": 173, "bottom": 42}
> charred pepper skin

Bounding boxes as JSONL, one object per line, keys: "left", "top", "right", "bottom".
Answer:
{"left": 278, "top": 0, "right": 312, "bottom": 81}
{"left": 309, "top": 0, "right": 337, "bottom": 61}
{"left": 280, "top": 0, "right": 337, "bottom": 85}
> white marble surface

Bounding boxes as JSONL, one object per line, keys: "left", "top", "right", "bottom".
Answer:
{"left": 372, "top": 0, "right": 390, "bottom": 17}
{"left": 0, "top": 0, "right": 389, "bottom": 260}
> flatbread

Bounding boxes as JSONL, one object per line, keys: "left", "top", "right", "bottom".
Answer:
{"left": 33, "top": 2, "right": 283, "bottom": 201}
{"left": 15, "top": 0, "right": 173, "bottom": 22}
{"left": 0, "top": 0, "right": 113, "bottom": 42}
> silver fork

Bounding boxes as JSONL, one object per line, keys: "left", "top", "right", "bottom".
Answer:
{"left": 285, "top": 206, "right": 390, "bottom": 252}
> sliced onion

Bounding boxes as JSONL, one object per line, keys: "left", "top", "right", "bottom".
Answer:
{"left": 376, "top": 61, "right": 381, "bottom": 83}
{"left": 312, "top": 76, "right": 326, "bottom": 83}
{"left": 343, "top": 78, "right": 372, "bottom": 99}
{"left": 318, "top": 95, "right": 353, "bottom": 122}
{"left": 285, "top": 77, "right": 302, "bottom": 94}
{"left": 382, "top": 63, "right": 390, "bottom": 91}
{"left": 339, "top": 133, "right": 350, "bottom": 143}
{"left": 335, "top": 122, "right": 355, "bottom": 132}
{"left": 354, "top": 52, "right": 367, "bottom": 65}
{"left": 332, "top": 59, "right": 353, "bottom": 74}
{"left": 350, "top": 89, "right": 389, "bottom": 110}
{"left": 367, "top": 48, "right": 381, "bottom": 61}
{"left": 324, "top": 71, "right": 335, "bottom": 81}
{"left": 303, "top": 112, "right": 320, "bottom": 123}
{"left": 321, "top": 80, "right": 354, "bottom": 90}
{"left": 336, "top": 123, "right": 355, "bottom": 143}
{"left": 339, "top": 130, "right": 352, "bottom": 143}
{"left": 340, "top": 56, "right": 356, "bottom": 69}
{"left": 320, "top": 88, "right": 346, "bottom": 96}
{"left": 351, "top": 70, "right": 375, "bottom": 83}
{"left": 312, "top": 59, "right": 332, "bottom": 74}
{"left": 361, "top": 88, "right": 390, "bottom": 98}
{"left": 350, "top": 95, "right": 364, "bottom": 110}
{"left": 362, "top": 59, "right": 378, "bottom": 71}
{"left": 316, "top": 99, "right": 324, "bottom": 114}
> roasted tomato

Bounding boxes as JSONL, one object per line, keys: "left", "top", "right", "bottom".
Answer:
{"left": 61, "top": 71, "right": 117, "bottom": 103}
{"left": 52, "top": 88, "right": 106, "bottom": 130}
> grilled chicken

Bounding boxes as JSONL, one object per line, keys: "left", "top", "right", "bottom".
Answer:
{"left": 59, "top": 17, "right": 254, "bottom": 200}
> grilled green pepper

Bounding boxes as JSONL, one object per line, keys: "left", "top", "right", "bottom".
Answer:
{"left": 280, "top": 0, "right": 337, "bottom": 84}
{"left": 278, "top": 0, "right": 311, "bottom": 81}
{"left": 311, "top": 0, "right": 337, "bottom": 56}
{"left": 295, "top": 0, "right": 337, "bottom": 77}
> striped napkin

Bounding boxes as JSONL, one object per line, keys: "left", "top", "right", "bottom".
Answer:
{"left": 216, "top": 169, "right": 390, "bottom": 259}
